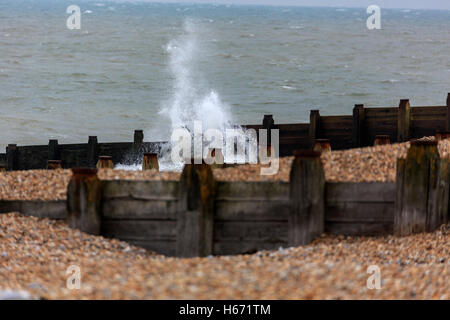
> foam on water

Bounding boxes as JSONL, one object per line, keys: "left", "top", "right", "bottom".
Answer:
{"left": 160, "top": 19, "right": 233, "bottom": 134}
{"left": 122, "top": 19, "right": 241, "bottom": 171}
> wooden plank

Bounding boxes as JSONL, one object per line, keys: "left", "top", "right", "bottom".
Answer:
{"left": 102, "top": 180, "right": 179, "bottom": 200}
{"left": 410, "top": 120, "right": 446, "bottom": 129}
{"left": 0, "top": 200, "right": 66, "bottom": 220}
{"left": 366, "top": 119, "right": 397, "bottom": 125}
{"left": 215, "top": 200, "right": 290, "bottom": 221}
{"left": 325, "top": 202, "right": 395, "bottom": 222}
{"left": 276, "top": 123, "right": 309, "bottom": 131}
{"left": 279, "top": 137, "right": 310, "bottom": 144}
{"left": 411, "top": 106, "right": 446, "bottom": 114}
{"left": 326, "top": 182, "right": 396, "bottom": 203}
{"left": 216, "top": 181, "right": 289, "bottom": 200}
{"left": 102, "top": 198, "right": 178, "bottom": 219}
{"left": 279, "top": 139, "right": 310, "bottom": 146}
{"left": 410, "top": 114, "right": 446, "bottom": 121}
{"left": 320, "top": 131, "right": 353, "bottom": 138}
{"left": 320, "top": 116, "right": 353, "bottom": 123}
{"left": 320, "top": 122, "right": 354, "bottom": 131}
{"left": 279, "top": 130, "right": 309, "bottom": 137}
{"left": 213, "top": 241, "right": 285, "bottom": 255}
{"left": 102, "top": 220, "right": 177, "bottom": 240}
{"left": 214, "top": 221, "right": 287, "bottom": 242}
{"left": 364, "top": 107, "right": 398, "bottom": 115}
{"left": 325, "top": 222, "right": 393, "bottom": 236}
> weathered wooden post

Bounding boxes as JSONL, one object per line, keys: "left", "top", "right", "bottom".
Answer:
{"left": 374, "top": 135, "right": 391, "bottom": 146}
{"left": 67, "top": 168, "right": 102, "bottom": 235}
{"left": 446, "top": 93, "right": 450, "bottom": 131}
{"left": 397, "top": 99, "right": 411, "bottom": 142}
{"left": 262, "top": 114, "right": 274, "bottom": 147}
{"left": 97, "top": 156, "right": 113, "bottom": 169}
{"left": 313, "top": 139, "right": 331, "bottom": 153}
{"left": 133, "top": 130, "right": 144, "bottom": 153}
{"left": 6, "top": 144, "right": 18, "bottom": 171}
{"left": 289, "top": 150, "right": 325, "bottom": 246}
{"left": 48, "top": 139, "right": 59, "bottom": 161}
{"left": 87, "top": 136, "right": 99, "bottom": 168}
{"left": 309, "top": 110, "right": 321, "bottom": 148}
{"left": 142, "top": 153, "right": 159, "bottom": 171}
{"left": 47, "top": 160, "right": 62, "bottom": 170}
{"left": 352, "top": 104, "right": 365, "bottom": 147}
{"left": 176, "top": 161, "right": 216, "bottom": 257}
{"left": 395, "top": 140, "right": 449, "bottom": 236}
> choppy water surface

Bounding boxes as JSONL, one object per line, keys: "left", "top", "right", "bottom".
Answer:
{"left": 1, "top": 0, "right": 450, "bottom": 148}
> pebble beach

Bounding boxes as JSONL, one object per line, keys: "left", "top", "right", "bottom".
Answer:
{"left": 0, "top": 139, "right": 448, "bottom": 299}
{"left": 1, "top": 137, "right": 449, "bottom": 202}
{"left": 0, "top": 213, "right": 447, "bottom": 299}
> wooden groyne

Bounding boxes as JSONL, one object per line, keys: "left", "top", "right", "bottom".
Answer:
{"left": 3, "top": 130, "right": 165, "bottom": 171}
{"left": 245, "top": 93, "right": 450, "bottom": 155}
{"left": 2, "top": 93, "right": 450, "bottom": 170}
{"left": 1, "top": 142, "right": 448, "bottom": 257}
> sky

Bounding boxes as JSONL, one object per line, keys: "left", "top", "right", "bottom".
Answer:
{"left": 122, "top": 0, "right": 450, "bottom": 10}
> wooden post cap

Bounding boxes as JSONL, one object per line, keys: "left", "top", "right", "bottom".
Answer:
{"left": 47, "top": 160, "right": 62, "bottom": 170}
{"left": 96, "top": 156, "right": 114, "bottom": 169}
{"left": 142, "top": 153, "right": 159, "bottom": 171}
{"left": 374, "top": 135, "right": 391, "bottom": 146}
{"left": 262, "top": 114, "right": 274, "bottom": 127}
{"left": 313, "top": 139, "right": 331, "bottom": 153}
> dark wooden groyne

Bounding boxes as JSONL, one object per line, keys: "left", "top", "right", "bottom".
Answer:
{"left": 245, "top": 93, "right": 450, "bottom": 155}
{"left": 0, "top": 93, "right": 450, "bottom": 171}
{"left": 2, "top": 93, "right": 450, "bottom": 170}
{"left": 3, "top": 130, "right": 165, "bottom": 171}
{"left": 2, "top": 141, "right": 448, "bottom": 257}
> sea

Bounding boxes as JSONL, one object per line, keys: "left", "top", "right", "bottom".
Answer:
{"left": 1, "top": 0, "right": 450, "bottom": 152}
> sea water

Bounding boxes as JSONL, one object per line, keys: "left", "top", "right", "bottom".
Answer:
{"left": 1, "top": 0, "right": 450, "bottom": 154}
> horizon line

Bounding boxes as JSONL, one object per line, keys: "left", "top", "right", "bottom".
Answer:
{"left": 94, "top": 0, "right": 450, "bottom": 11}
